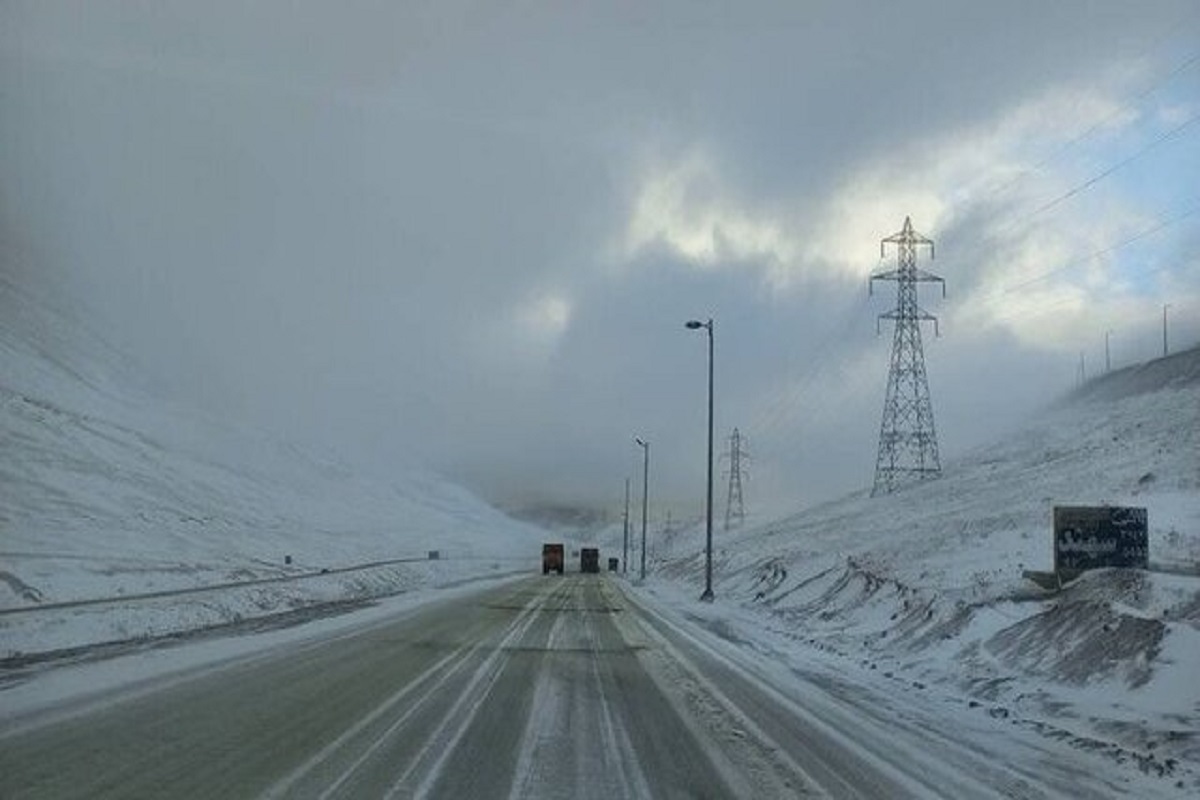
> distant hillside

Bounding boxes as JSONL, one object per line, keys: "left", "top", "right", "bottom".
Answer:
{"left": 503, "top": 504, "right": 614, "bottom": 537}
{"left": 0, "top": 272, "right": 545, "bottom": 611}
{"left": 652, "top": 345, "right": 1200, "bottom": 771}
{"left": 1068, "top": 343, "right": 1200, "bottom": 404}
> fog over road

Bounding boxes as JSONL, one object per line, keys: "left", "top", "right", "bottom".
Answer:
{"left": 2, "top": 576, "right": 1117, "bottom": 798}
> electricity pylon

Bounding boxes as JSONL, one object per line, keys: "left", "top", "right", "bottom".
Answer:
{"left": 869, "top": 217, "right": 945, "bottom": 496}
{"left": 722, "top": 427, "right": 748, "bottom": 530}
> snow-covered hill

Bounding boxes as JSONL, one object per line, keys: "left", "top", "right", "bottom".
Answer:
{"left": 0, "top": 273, "right": 546, "bottom": 651}
{"left": 649, "top": 346, "right": 1200, "bottom": 782}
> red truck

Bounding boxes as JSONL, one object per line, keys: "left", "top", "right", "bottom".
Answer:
{"left": 542, "top": 543, "right": 565, "bottom": 575}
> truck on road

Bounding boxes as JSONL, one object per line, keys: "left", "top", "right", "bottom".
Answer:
{"left": 542, "top": 543, "right": 565, "bottom": 575}
{"left": 581, "top": 547, "right": 600, "bottom": 574}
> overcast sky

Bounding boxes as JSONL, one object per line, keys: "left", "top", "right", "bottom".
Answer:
{"left": 3, "top": 2, "right": 1198, "bottom": 519}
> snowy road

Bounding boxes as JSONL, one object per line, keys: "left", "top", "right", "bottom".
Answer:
{"left": 1, "top": 576, "right": 1127, "bottom": 798}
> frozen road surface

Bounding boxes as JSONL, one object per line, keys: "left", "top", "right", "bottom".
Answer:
{"left": 2, "top": 576, "right": 1125, "bottom": 798}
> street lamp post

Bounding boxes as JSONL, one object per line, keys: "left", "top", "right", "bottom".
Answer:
{"left": 686, "top": 318, "right": 715, "bottom": 602}
{"left": 622, "top": 477, "right": 630, "bottom": 575}
{"left": 1105, "top": 330, "right": 1113, "bottom": 373}
{"left": 1163, "top": 304, "right": 1171, "bottom": 357}
{"left": 635, "top": 437, "right": 649, "bottom": 581}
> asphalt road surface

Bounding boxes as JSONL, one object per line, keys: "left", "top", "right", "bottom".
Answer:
{"left": 1, "top": 575, "right": 1117, "bottom": 799}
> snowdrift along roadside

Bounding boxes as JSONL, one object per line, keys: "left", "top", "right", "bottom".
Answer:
{"left": 1, "top": 274, "right": 546, "bottom": 657}
{"left": 647, "top": 345, "right": 1200, "bottom": 786}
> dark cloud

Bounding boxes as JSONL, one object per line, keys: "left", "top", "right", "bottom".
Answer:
{"left": 3, "top": 2, "right": 1197, "bottom": 517}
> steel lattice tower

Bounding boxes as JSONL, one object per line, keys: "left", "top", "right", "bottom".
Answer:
{"left": 869, "top": 217, "right": 945, "bottom": 496}
{"left": 723, "top": 427, "right": 747, "bottom": 530}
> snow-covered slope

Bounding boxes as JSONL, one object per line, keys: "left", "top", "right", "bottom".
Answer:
{"left": 651, "top": 346, "right": 1200, "bottom": 780}
{"left": 0, "top": 273, "right": 545, "bottom": 649}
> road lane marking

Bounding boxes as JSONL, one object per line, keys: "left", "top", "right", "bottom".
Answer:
{"left": 391, "top": 581, "right": 557, "bottom": 800}
{"left": 504, "top": 579, "right": 655, "bottom": 800}
{"left": 265, "top": 582, "right": 550, "bottom": 798}
{"left": 504, "top": 637, "right": 565, "bottom": 800}
{"left": 580, "top": 582, "right": 654, "bottom": 799}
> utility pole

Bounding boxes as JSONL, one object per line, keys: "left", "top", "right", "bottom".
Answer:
{"left": 685, "top": 318, "right": 715, "bottom": 602}
{"left": 635, "top": 437, "right": 649, "bottom": 581}
{"left": 1077, "top": 351, "right": 1087, "bottom": 388}
{"left": 1163, "top": 304, "right": 1171, "bottom": 357}
{"left": 622, "top": 477, "right": 630, "bottom": 575}
{"left": 1105, "top": 330, "right": 1113, "bottom": 373}
{"left": 869, "top": 217, "right": 945, "bottom": 496}
{"left": 723, "top": 427, "right": 748, "bottom": 530}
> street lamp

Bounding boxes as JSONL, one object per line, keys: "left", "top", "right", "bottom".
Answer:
{"left": 634, "top": 437, "right": 649, "bottom": 581}
{"left": 622, "top": 477, "right": 630, "bottom": 575}
{"left": 685, "top": 317, "right": 715, "bottom": 602}
{"left": 1163, "top": 304, "right": 1171, "bottom": 357}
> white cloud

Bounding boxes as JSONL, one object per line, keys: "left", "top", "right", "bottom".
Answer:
{"left": 1158, "top": 101, "right": 1198, "bottom": 126}
{"left": 514, "top": 291, "right": 572, "bottom": 351}
{"left": 8, "top": 1, "right": 1196, "bottom": 514}
{"left": 807, "top": 79, "right": 1138, "bottom": 264}
{"left": 522, "top": 292, "right": 571, "bottom": 335}
{"left": 621, "top": 148, "right": 801, "bottom": 287}
{"left": 801, "top": 75, "right": 1163, "bottom": 357}
{"left": 616, "top": 73, "right": 1148, "bottom": 305}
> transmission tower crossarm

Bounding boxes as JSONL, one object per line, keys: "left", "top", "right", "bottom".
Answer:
{"left": 881, "top": 216, "right": 935, "bottom": 254}
{"left": 878, "top": 306, "right": 940, "bottom": 335}
{"left": 871, "top": 267, "right": 945, "bottom": 285}
{"left": 878, "top": 307, "right": 938, "bottom": 322}
{"left": 915, "top": 269, "right": 945, "bottom": 290}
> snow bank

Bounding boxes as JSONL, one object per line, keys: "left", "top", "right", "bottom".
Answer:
{"left": 650, "top": 345, "right": 1200, "bottom": 785}
{"left": 0, "top": 274, "right": 545, "bottom": 657}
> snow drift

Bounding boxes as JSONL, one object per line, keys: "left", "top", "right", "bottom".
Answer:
{"left": 0, "top": 272, "right": 545, "bottom": 655}
{"left": 651, "top": 345, "right": 1200, "bottom": 781}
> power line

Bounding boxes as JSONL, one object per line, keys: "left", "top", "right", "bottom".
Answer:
{"left": 742, "top": 292, "right": 871, "bottom": 446}
{"left": 1002, "top": 198, "right": 1199, "bottom": 293}
{"left": 726, "top": 42, "right": 1199, "bottom": 493}
{"left": 1012, "top": 110, "right": 1200, "bottom": 228}
{"left": 972, "top": 198, "right": 1200, "bottom": 326}
{"left": 978, "top": 47, "right": 1200, "bottom": 205}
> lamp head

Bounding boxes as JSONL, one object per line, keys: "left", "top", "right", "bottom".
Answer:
{"left": 685, "top": 320, "right": 704, "bottom": 330}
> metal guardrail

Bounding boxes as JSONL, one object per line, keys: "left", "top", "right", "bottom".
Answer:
{"left": 0, "top": 554, "right": 535, "bottom": 617}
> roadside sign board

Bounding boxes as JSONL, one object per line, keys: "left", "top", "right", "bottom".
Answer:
{"left": 1053, "top": 506, "right": 1148, "bottom": 572}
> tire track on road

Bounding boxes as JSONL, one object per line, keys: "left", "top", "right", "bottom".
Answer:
{"left": 391, "top": 579, "right": 571, "bottom": 799}
{"left": 624, "top": 586, "right": 1037, "bottom": 799}
{"left": 265, "top": 586, "right": 546, "bottom": 798}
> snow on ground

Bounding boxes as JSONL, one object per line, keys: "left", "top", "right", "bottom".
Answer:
{"left": 637, "top": 345, "right": 1200, "bottom": 792}
{"left": 0, "top": 274, "right": 546, "bottom": 657}
{"left": 5, "top": 265, "right": 1200, "bottom": 792}
{"left": 0, "top": 574, "right": 531, "bottom": 729}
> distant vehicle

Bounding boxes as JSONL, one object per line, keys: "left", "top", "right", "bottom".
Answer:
{"left": 581, "top": 547, "right": 600, "bottom": 574}
{"left": 607, "top": 557, "right": 619, "bottom": 572}
{"left": 542, "top": 543, "right": 565, "bottom": 575}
